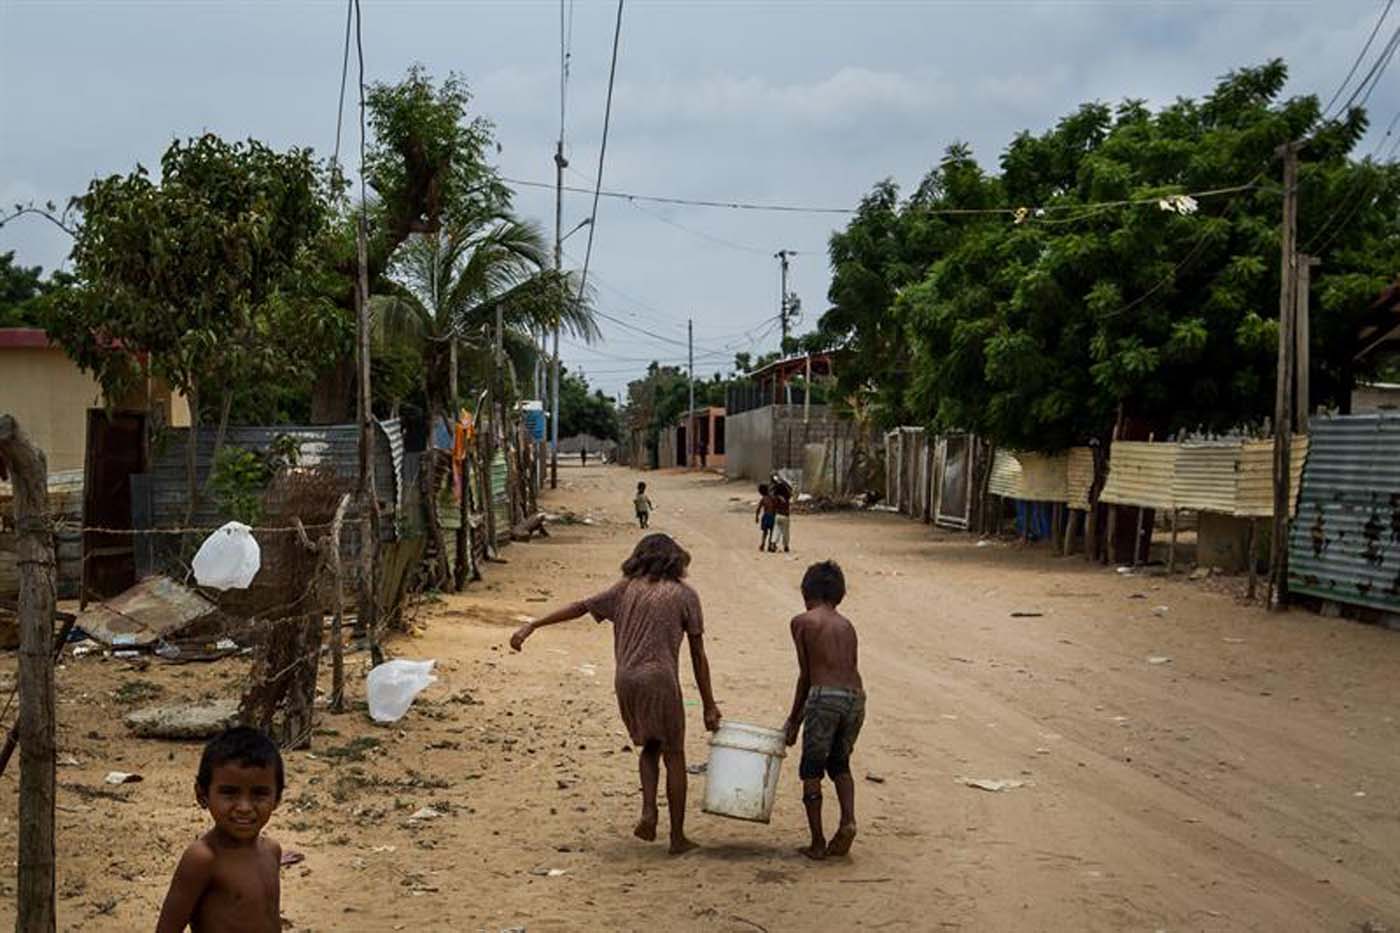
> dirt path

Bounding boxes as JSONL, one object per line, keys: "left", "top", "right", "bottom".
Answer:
{"left": 4, "top": 464, "right": 1399, "bottom": 931}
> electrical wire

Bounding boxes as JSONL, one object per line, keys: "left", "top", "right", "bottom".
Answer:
{"left": 1335, "top": 22, "right": 1400, "bottom": 116}
{"left": 332, "top": 0, "right": 353, "bottom": 169}
{"left": 505, "top": 176, "right": 1259, "bottom": 219}
{"left": 1322, "top": 0, "right": 1395, "bottom": 119}
{"left": 576, "top": 0, "right": 625, "bottom": 318}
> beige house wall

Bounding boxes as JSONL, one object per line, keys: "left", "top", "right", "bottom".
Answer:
{"left": 0, "top": 346, "right": 105, "bottom": 471}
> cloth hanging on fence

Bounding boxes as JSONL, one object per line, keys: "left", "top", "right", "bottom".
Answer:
{"left": 452, "top": 410, "right": 475, "bottom": 502}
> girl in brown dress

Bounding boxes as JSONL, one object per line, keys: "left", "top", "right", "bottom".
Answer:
{"left": 511, "top": 533, "right": 722, "bottom": 854}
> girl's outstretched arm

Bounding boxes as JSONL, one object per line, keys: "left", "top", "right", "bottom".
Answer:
{"left": 510, "top": 601, "right": 588, "bottom": 651}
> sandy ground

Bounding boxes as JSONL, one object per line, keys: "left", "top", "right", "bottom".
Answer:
{"left": 2, "top": 463, "right": 1399, "bottom": 932}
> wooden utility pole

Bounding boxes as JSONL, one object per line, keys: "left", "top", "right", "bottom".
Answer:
{"left": 0, "top": 415, "right": 57, "bottom": 933}
{"left": 550, "top": 136, "right": 566, "bottom": 490}
{"left": 355, "top": 214, "right": 382, "bottom": 665}
{"left": 775, "top": 250, "right": 794, "bottom": 347}
{"left": 1269, "top": 141, "right": 1300, "bottom": 612}
{"left": 687, "top": 318, "right": 696, "bottom": 469}
{"left": 1295, "top": 254, "right": 1319, "bottom": 435}
{"left": 327, "top": 493, "right": 350, "bottom": 713}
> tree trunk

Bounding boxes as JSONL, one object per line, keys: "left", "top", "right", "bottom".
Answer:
{"left": 0, "top": 415, "right": 57, "bottom": 933}
{"left": 421, "top": 451, "right": 450, "bottom": 589}
{"left": 448, "top": 340, "right": 459, "bottom": 418}
{"left": 310, "top": 357, "right": 356, "bottom": 425}
{"left": 454, "top": 450, "right": 471, "bottom": 591}
{"left": 327, "top": 494, "right": 350, "bottom": 713}
{"left": 202, "top": 387, "right": 235, "bottom": 495}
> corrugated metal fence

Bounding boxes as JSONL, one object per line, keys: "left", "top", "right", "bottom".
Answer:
{"left": 1289, "top": 413, "right": 1400, "bottom": 614}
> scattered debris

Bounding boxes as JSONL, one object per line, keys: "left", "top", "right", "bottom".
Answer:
{"left": 1222, "top": 637, "right": 1246, "bottom": 644}
{"left": 124, "top": 698, "right": 239, "bottom": 740}
{"left": 957, "top": 777, "right": 1027, "bottom": 792}
{"left": 279, "top": 850, "right": 306, "bottom": 867}
{"left": 528, "top": 867, "right": 568, "bottom": 878}
{"left": 1010, "top": 611, "right": 1043, "bottom": 618}
{"left": 865, "top": 773, "right": 886, "bottom": 784}
{"left": 1151, "top": 606, "right": 1170, "bottom": 617}
{"left": 103, "top": 771, "right": 142, "bottom": 785}
{"left": 408, "top": 806, "right": 442, "bottom": 822}
{"left": 686, "top": 762, "right": 708, "bottom": 775}
{"left": 366, "top": 659, "right": 438, "bottom": 723}
{"left": 76, "top": 576, "right": 221, "bottom": 648}
{"left": 1147, "top": 656, "right": 1173, "bottom": 665}
{"left": 1189, "top": 566, "right": 1212, "bottom": 581}
{"left": 1116, "top": 567, "right": 1134, "bottom": 575}
{"left": 1127, "top": 593, "right": 1146, "bottom": 600}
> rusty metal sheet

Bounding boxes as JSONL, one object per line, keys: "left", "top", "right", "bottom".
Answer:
{"left": 1289, "top": 415, "right": 1400, "bottom": 613}
{"left": 77, "top": 575, "right": 219, "bottom": 646}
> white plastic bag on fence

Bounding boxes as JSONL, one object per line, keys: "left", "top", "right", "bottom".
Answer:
{"left": 366, "top": 659, "right": 438, "bottom": 723}
{"left": 191, "top": 522, "right": 261, "bottom": 590}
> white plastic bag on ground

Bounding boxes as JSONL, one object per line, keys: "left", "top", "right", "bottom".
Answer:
{"left": 366, "top": 659, "right": 438, "bottom": 723}
{"left": 191, "top": 522, "right": 261, "bottom": 590}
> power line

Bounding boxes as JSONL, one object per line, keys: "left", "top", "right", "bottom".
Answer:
{"left": 332, "top": 0, "right": 353, "bottom": 169}
{"left": 504, "top": 175, "right": 1259, "bottom": 218}
{"left": 1322, "top": 0, "right": 1395, "bottom": 119}
{"left": 576, "top": 0, "right": 624, "bottom": 320}
{"left": 1336, "top": 22, "right": 1400, "bottom": 116}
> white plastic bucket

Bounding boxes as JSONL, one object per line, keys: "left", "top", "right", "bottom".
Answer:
{"left": 702, "top": 721, "right": 787, "bottom": 823}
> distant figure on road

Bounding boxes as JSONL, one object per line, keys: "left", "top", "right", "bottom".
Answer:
{"left": 634, "top": 481, "right": 654, "bottom": 529}
{"left": 783, "top": 561, "right": 864, "bottom": 861}
{"left": 581, "top": 446, "right": 588, "bottom": 467}
{"left": 511, "top": 534, "right": 722, "bottom": 855}
{"left": 697, "top": 439, "right": 708, "bottom": 469}
{"left": 770, "top": 475, "right": 792, "bottom": 553}
{"left": 755, "top": 483, "right": 777, "bottom": 552}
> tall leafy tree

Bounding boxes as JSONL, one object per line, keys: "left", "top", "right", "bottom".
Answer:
{"left": 44, "top": 134, "right": 337, "bottom": 507}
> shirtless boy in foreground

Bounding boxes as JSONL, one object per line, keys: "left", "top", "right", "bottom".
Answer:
{"left": 783, "top": 560, "right": 865, "bottom": 860}
{"left": 156, "top": 727, "right": 284, "bottom": 932}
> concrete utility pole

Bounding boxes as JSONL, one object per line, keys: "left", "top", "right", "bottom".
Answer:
{"left": 775, "top": 250, "right": 794, "bottom": 348}
{"left": 688, "top": 317, "right": 696, "bottom": 469}
{"left": 1269, "top": 141, "right": 1300, "bottom": 612}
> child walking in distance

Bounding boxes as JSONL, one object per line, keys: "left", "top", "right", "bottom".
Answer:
{"left": 157, "top": 727, "right": 285, "bottom": 932}
{"left": 755, "top": 484, "right": 776, "bottom": 551}
{"left": 783, "top": 560, "right": 864, "bottom": 860}
{"left": 771, "top": 476, "right": 792, "bottom": 553}
{"left": 634, "top": 481, "right": 654, "bottom": 529}
{"left": 511, "top": 533, "right": 722, "bottom": 854}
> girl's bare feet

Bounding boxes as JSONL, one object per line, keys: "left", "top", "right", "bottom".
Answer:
{"left": 668, "top": 835, "right": 699, "bottom": 855}
{"left": 826, "top": 821, "right": 857, "bottom": 857}
{"left": 634, "top": 812, "right": 658, "bottom": 842}
{"left": 797, "top": 842, "right": 827, "bottom": 860}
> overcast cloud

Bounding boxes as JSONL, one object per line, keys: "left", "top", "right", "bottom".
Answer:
{"left": 1, "top": 0, "right": 1394, "bottom": 398}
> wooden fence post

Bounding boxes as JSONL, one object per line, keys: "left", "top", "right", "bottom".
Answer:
{"left": 327, "top": 494, "right": 350, "bottom": 713}
{"left": 0, "top": 415, "right": 57, "bottom": 933}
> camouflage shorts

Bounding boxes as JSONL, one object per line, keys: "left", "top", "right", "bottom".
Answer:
{"left": 800, "top": 687, "right": 866, "bottom": 780}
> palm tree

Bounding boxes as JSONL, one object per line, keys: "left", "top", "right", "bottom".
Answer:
{"left": 375, "top": 214, "right": 599, "bottom": 435}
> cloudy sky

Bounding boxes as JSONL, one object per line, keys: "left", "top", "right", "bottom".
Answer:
{"left": 1, "top": 1, "right": 1394, "bottom": 398}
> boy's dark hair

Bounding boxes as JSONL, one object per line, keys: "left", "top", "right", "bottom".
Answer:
{"left": 758, "top": 483, "right": 769, "bottom": 495}
{"left": 637, "top": 481, "right": 646, "bottom": 491}
{"left": 801, "top": 560, "right": 846, "bottom": 607}
{"left": 197, "top": 726, "right": 285, "bottom": 797}
{"left": 622, "top": 533, "right": 691, "bottom": 582}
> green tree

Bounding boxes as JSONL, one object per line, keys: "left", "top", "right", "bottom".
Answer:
{"left": 312, "top": 66, "right": 512, "bottom": 422}
{"left": 0, "top": 252, "right": 74, "bottom": 328}
{"left": 559, "top": 369, "right": 622, "bottom": 442}
{"left": 45, "top": 134, "right": 337, "bottom": 510}
{"left": 375, "top": 218, "right": 598, "bottom": 435}
{"left": 826, "top": 60, "right": 1397, "bottom": 449}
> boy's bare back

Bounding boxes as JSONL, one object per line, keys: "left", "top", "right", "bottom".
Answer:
{"left": 792, "top": 605, "right": 862, "bottom": 692}
{"left": 159, "top": 831, "right": 281, "bottom": 933}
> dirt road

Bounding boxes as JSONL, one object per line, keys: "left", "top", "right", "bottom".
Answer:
{"left": 4, "top": 464, "right": 1400, "bottom": 931}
